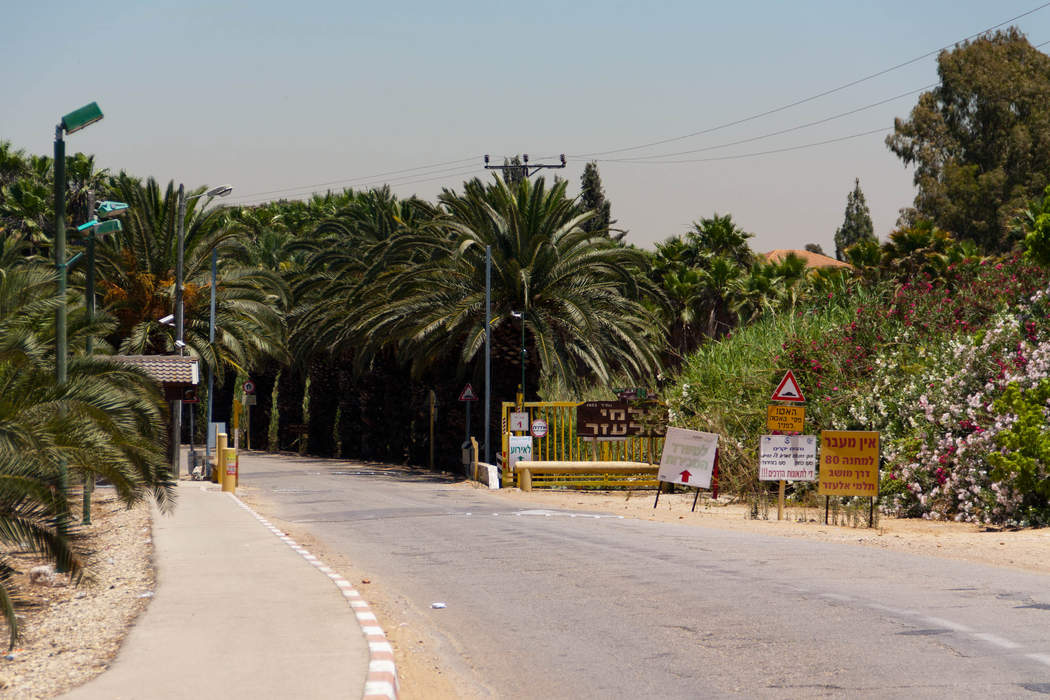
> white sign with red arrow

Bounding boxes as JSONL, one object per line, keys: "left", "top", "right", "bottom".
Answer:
{"left": 658, "top": 426, "right": 719, "bottom": 488}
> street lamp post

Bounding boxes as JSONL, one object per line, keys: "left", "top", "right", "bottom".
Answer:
{"left": 75, "top": 196, "right": 127, "bottom": 524}
{"left": 511, "top": 310, "right": 526, "bottom": 403}
{"left": 53, "top": 102, "right": 103, "bottom": 500}
{"left": 484, "top": 246, "right": 491, "bottom": 464}
{"left": 172, "top": 184, "right": 232, "bottom": 480}
{"left": 206, "top": 247, "right": 217, "bottom": 469}
{"left": 78, "top": 197, "right": 128, "bottom": 355}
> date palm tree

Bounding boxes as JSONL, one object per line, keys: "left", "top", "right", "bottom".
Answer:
{"left": 342, "top": 176, "right": 663, "bottom": 395}
{"left": 94, "top": 174, "right": 286, "bottom": 381}
{"left": 0, "top": 254, "right": 174, "bottom": 646}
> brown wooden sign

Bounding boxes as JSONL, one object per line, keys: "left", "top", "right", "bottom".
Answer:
{"left": 577, "top": 400, "right": 667, "bottom": 438}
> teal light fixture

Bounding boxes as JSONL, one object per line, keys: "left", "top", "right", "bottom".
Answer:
{"left": 96, "top": 200, "right": 129, "bottom": 218}
{"left": 60, "top": 102, "right": 104, "bottom": 135}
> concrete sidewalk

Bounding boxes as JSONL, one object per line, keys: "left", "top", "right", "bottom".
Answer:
{"left": 61, "top": 480, "right": 369, "bottom": 700}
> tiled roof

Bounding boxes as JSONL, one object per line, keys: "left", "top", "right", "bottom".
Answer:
{"left": 104, "top": 355, "right": 199, "bottom": 385}
{"left": 764, "top": 249, "right": 853, "bottom": 270}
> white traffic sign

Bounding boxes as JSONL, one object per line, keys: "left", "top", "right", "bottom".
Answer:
{"left": 509, "top": 411, "right": 529, "bottom": 432}
{"left": 243, "top": 380, "right": 255, "bottom": 395}
{"left": 771, "top": 370, "right": 804, "bottom": 402}
{"left": 759, "top": 434, "right": 816, "bottom": 481}
{"left": 458, "top": 383, "right": 479, "bottom": 401}
{"left": 508, "top": 435, "right": 532, "bottom": 470}
{"left": 531, "top": 419, "right": 548, "bottom": 438}
{"left": 658, "top": 427, "right": 719, "bottom": 488}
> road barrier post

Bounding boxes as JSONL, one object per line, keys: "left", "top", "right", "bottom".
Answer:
{"left": 222, "top": 447, "right": 237, "bottom": 493}
{"left": 214, "top": 432, "right": 227, "bottom": 485}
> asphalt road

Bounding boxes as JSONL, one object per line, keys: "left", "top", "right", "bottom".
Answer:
{"left": 238, "top": 453, "right": 1050, "bottom": 699}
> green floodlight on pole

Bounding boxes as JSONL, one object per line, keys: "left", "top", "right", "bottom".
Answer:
{"left": 77, "top": 218, "right": 122, "bottom": 235}
{"left": 96, "top": 200, "right": 129, "bottom": 218}
{"left": 54, "top": 101, "right": 102, "bottom": 554}
{"left": 60, "top": 102, "right": 103, "bottom": 135}
{"left": 74, "top": 196, "right": 127, "bottom": 525}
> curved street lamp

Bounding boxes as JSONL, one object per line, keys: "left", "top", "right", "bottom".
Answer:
{"left": 75, "top": 195, "right": 128, "bottom": 524}
{"left": 511, "top": 310, "right": 526, "bottom": 404}
{"left": 173, "top": 183, "right": 232, "bottom": 480}
{"left": 53, "top": 102, "right": 103, "bottom": 508}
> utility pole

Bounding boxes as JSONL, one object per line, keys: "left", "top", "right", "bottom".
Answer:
{"left": 484, "top": 154, "right": 566, "bottom": 181}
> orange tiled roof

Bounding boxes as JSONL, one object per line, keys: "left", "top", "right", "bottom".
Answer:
{"left": 764, "top": 249, "right": 853, "bottom": 270}
{"left": 104, "top": 355, "right": 199, "bottom": 385}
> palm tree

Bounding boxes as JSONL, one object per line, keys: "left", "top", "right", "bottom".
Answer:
{"left": 345, "top": 176, "right": 664, "bottom": 395}
{"left": 687, "top": 213, "right": 754, "bottom": 268}
{"left": 94, "top": 175, "right": 286, "bottom": 382}
{"left": 0, "top": 255, "right": 174, "bottom": 646}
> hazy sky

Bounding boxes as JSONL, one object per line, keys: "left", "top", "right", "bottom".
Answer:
{"left": 5, "top": 1, "right": 1050, "bottom": 253}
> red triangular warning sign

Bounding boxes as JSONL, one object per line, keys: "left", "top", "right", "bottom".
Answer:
{"left": 459, "top": 383, "right": 479, "bottom": 401}
{"left": 771, "top": 370, "right": 805, "bottom": 402}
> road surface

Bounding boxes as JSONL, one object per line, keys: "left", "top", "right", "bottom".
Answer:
{"left": 238, "top": 453, "right": 1050, "bottom": 699}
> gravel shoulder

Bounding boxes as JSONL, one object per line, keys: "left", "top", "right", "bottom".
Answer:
{"left": 0, "top": 489, "right": 154, "bottom": 699}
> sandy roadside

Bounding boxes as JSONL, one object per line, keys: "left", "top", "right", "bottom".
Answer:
{"left": 475, "top": 484, "right": 1050, "bottom": 575}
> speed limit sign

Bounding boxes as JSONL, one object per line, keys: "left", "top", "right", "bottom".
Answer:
{"left": 243, "top": 380, "right": 255, "bottom": 394}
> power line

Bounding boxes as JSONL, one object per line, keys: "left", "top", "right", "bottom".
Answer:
{"left": 228, "top": 166, "right": 483, "bottom": 208}
{"left": 571, "top": 2, "right": 1050, "bottom": 159}
{"left": 224, "top": 18, "right": 1050, "bottom": 208}
{"left": 225, "top": 155, "right": 480, "bottom": 201}
{"left": 226, "top": 161, "right": 482, "bottom": 204}
{"left": 598, "top": 127, "right": 890, "bottom": 165}
{"left": 607, "top": 83, "right": 934, "bottom": 163}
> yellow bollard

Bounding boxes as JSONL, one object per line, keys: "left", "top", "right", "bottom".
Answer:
{"left": 221, "top": 447, "right": 237, "bottom": 493}
{"left": 213, "top": 433, "right": 227, "bottom": 484}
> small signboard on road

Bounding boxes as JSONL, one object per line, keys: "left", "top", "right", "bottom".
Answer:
{"left": 658, "top": 427, "right": 719, "bottom": 488}
{"left": 531, "top": 419, "right": 548, "bottom": 438}
{"left": 759, "top": 435, "right": 816, "bottom": 481}
{"left": 458, "top": 383, "right": 479, "bottom": 401}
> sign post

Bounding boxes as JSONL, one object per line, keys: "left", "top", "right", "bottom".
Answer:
{"left": 818, "top": 430, "right": 880, "bottom": 526}
{"left": 459, "top": 383, "right": 479, "bottom": 442}
{"left": 242, "top": 380, "right": 255, "bottom": 451}
{"left": 759, "top": 434, "right": 817, "bottom": 520}
{"left": 766, "top": 370, "right": 806, "bottom": 519}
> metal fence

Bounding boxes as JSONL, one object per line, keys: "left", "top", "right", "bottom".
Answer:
{"left": 500, "top": 401, "right": 665, "bottom": 488}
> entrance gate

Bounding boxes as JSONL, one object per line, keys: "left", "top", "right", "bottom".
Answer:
{"left": 500, "top": 401, "right": 664, "bottom": 488}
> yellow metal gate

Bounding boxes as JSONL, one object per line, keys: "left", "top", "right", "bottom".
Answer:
{"left": 500, "top": 401, "right": 664, "bottom": 488}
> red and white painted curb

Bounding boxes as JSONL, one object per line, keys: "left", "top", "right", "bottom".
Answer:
{"left": 228, "top": 493, "right": 399, "bottom": 700}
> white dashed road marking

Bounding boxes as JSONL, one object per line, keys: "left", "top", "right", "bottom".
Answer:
{"left": 228, "top": 494, "right": 398, "bottom": 700}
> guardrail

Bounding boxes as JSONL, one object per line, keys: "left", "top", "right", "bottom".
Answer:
{"left": 514, "top": 460, "right": 658, "bottom": 491}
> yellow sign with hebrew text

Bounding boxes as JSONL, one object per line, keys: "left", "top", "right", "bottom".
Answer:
{"left": 818, "top": 430, "right": 879, "bottom": 497}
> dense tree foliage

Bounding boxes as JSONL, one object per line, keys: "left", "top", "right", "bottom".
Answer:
{"left": 834, "top": 178, "right": 875, "bottom": 261}
{"left": 579, "top": 161, "right": 618, "bottom": 241}
{"left": 887, "top": 29, "right": 1050, "bottom": 252}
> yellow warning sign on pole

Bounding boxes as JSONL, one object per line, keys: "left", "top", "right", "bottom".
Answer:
{"left": 766, "top": 404, "right": 805, "bottom": 433}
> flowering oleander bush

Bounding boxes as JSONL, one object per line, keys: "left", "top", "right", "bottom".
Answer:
{"left": 669, "top": 253, "right": 1050, "bottom": 524}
